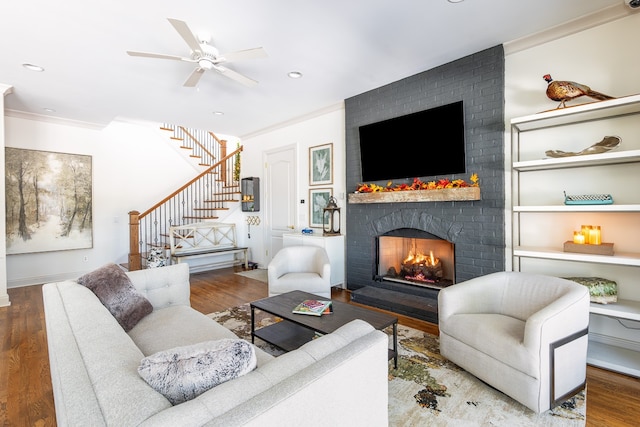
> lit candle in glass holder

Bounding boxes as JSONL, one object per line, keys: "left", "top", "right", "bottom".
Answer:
{"left": 573, "top": 231, "right": 585, "bottom": 244}
{"left": 581, "top": 225, "right": 592, "bottom": 244}
{"left": 589, "top": 226, "right": 602, "bottom": 245}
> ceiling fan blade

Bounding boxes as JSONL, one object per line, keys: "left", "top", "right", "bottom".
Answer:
{"left": 219, "top": 47, "right": 268, "bottom": 63}
{"left": 183, "top": 68, "right": 205, "bottom": 87}
{"left": 167, "top": 18, "right": 202, "bottom": 54}
{"left": 215, "top": 66, "right": 258, "bottom": 87}
{"left": 127, "top": 51, "right": 187, "bottom": 61}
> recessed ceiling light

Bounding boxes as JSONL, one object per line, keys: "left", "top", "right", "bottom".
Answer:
{"left": 447, "top": 0, "right": 464, "bottom": 3}
{"left": 212, "top": 111, "right": 224, "bottom": 116}
{"left": 43, "top": 108, "right": 56, "bottom": 112}
{"left": 23, "top": 63, "right": 45, "bottom": 72}
{"left": 288, "top": 71, "right": 303, "bottom": 79}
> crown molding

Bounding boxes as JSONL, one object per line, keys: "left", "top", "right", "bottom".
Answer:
{"left": 240, "top": 101, "right": 344, "bottom": 140}
{"left": 504, "top": 3, "right": 633, "bottom": 55}
{"left": 1, "top": 84, "right": 13, "bottom": 96}
{"left": 4, "top": 109, "right": 106, "bottom": 130}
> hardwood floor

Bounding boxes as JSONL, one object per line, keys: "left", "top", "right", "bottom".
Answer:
{"left": 1, "top": 267, "right": 639, "bottom": 426}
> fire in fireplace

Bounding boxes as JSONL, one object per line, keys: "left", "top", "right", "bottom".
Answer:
{"left": 376, "top": 228, "right": 454, "bottom": 290}
{"left": 401, "top": 249, "right": 444, "bottom": 282}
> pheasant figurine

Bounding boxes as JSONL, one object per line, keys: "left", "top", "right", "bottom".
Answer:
{"left": 543, "top": 74, "right": 615, "bottom": 108}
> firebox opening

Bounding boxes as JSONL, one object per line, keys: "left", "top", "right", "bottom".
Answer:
{"left": 376, "top": 229, "right": 454, "bottom": 290}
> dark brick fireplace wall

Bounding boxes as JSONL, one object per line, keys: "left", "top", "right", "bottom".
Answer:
{"left": 344, "top": 45, "right": 506, "bottom": 302}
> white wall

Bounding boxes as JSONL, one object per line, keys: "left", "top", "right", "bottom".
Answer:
{"left": 4, "top": 116, "right": 200, "bottom": 287}
{"left": 236, "top": 104, "right": 346, "bottom": 268}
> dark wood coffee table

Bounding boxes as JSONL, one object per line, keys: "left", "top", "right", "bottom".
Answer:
{"left": 250, "top": 290, "right": 398, "bottom": 367}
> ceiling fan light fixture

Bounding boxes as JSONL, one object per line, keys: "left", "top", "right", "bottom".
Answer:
{"left": 128, "top": 18, "right": 265, "bottom": 88}
{"left": 198, "top": 58, "right": 214, "bottom": 70}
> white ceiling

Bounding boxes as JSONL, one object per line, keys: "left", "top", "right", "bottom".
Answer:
{"left": 0, "top": 0, "right": 628, "bottom": 138}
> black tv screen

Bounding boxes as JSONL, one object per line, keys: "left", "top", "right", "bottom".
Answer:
{"left": 358, "top": 101, "right": 466, "bottom": 182}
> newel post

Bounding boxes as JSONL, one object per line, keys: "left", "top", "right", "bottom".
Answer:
{"left": 220, "top": 139, "right": 227, "bottom": 182}
{"left": 128, "top": 210, "right": 141, "bottom": 271}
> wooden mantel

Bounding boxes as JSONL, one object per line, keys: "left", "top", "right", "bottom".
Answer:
{"left": 347, "top": 187, "right": 480, "bottom": 204}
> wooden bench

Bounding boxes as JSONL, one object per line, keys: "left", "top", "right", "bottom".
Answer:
{"left": 169, "top": 222, "right": 248, "bottom": 272}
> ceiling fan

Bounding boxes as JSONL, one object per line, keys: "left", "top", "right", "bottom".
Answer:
{"left": 127, "top": 18, "right": 267, "bottom": 88}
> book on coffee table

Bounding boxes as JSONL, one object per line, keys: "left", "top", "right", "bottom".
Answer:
{"left": 292, "top": 299, "right": 333, "bottom": 316}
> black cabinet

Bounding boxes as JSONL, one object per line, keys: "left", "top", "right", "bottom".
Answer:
{"left": 241, "top": 177, "right": 260, "bottom": 212}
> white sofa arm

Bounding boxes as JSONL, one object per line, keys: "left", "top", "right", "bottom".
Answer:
{"left": 524, "top": 281, "right": 589, "bottom": 409}
{"left": 267, "top": 251, "right": 289, "bottom": 284}
{"left": 524, "top": 284, "right": 590, "bottom": 351}
{"left": 313, "top": 248, "right": 331, "bottom": 280}
{"left": 127, "top": 263, "right": 191, "bottom": 309}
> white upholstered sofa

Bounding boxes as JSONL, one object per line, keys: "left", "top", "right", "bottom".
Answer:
{"left": 438, "top": 271, "right": 590, "bottom": 413}
{"left": 43, "top": 263, "right": 389, "bottom": 426}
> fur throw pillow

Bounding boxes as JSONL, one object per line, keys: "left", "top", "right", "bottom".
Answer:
{"left": 77, "top": 263, "right": 153, "bottom": 331}
{"left": 138, "top": 339, "right": 257, "bottom": 405}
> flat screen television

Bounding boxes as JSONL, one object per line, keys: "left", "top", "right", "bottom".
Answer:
{"left": 358, "top": 101, "right": 466, "bottom": 182}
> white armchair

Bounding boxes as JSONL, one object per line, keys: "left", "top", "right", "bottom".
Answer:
{"left": 438, "top": 271, "right": 590, "bottom": 413}
{"left": 268, "top": 246, "right": 332, "bottom": 299}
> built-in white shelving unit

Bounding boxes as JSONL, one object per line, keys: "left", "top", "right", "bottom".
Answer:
{"left": 511, "top": 94, "right": 640, "bottom": 378}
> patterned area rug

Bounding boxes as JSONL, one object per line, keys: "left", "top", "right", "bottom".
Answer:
{"left": 208, "top": 304, "right": 586, "bottom": 426}
{"left": 234, "top": 268, "right": 268, "bottom": 283}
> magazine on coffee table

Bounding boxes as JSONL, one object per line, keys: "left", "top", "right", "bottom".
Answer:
{"left": 292, "top": 299, "right": 333, "bottom": 316}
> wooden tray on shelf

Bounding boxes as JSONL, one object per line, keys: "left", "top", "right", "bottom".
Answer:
{"left": 563, "top": 241, "right": 614, "bottom": 256}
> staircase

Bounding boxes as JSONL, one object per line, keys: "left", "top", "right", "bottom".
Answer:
{"left": 161, "top": 124, "right": 227, "bottom": 168}
{"left": 128, "top": 125, "right": 242, "bottom": 271}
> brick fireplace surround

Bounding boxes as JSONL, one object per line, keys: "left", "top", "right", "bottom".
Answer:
{"left": 344, "top": 45, "right": 505, "bottom": 322}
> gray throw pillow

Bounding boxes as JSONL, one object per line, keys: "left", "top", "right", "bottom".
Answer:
{"left": 77, "top": 263, "right": 153, "bottom": 332}
{"left": 138, "top": 339, "right": 257, "bottom": 405}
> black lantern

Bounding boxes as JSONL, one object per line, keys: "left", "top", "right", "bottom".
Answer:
{"left": 322, "top": 196, "right": 341, "bottom": 236}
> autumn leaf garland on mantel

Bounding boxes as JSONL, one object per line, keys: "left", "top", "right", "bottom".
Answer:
{"left": 355, "top": 174, "right": 479, "bottom": 193}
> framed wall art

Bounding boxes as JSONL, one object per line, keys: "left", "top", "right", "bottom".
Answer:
{"left": 309, "top": 142, "right": 333, "bottom": 185}
{"left": 309, "top": 188, "right": 332, "bottom": 228}
{"left": 5, "top": 147, "right": 93, "bottom": 254}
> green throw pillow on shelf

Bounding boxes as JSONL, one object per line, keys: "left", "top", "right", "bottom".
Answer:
{"left": 564, "top": 277, "right": 618, "bottom": 304}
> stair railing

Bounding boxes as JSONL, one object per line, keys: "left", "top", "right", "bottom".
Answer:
{"left": 128, "top": 146, "right": 242, "bottom": 271}
{"left": 161, "top": 124, "right": 228, "bottom": 167}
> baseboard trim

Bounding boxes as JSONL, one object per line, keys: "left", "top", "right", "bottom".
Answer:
{"left": 0, "top": 293, "right": 11, "bottom": 307}
{"left": 589, "top": 331, "right": 640, "bottom": 353}
{"left": 7, "top": 270, "right": 88, "bottom": 288}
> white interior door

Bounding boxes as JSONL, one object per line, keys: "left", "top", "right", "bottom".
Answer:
{"left": 264, "top": 145, "right": 296, "bottom": 265}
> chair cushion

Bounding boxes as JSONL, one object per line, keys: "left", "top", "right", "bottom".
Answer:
{"left": 138, "top": 339, "right": 257, "bottom": 405}
{"left": 269, "top": 273, "right": 327, "bottom": 294}
{"left": 77, "top": 263, "right": 153, "bottom": 332}
{"left": 441, "top": 313, "right": 538, "bottom": 377}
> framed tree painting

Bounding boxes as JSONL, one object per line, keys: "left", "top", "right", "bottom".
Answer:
{"left": 5, "top": 147, "right": 93, "bottom": 254}
{"left": 309, "top": 143, "right": 333, "bottom": 185}
{"left": 309, "top": 188, "right": 332, "bottom": 228}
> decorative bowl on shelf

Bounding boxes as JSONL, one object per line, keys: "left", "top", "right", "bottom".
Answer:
{"left": 546, "top": 135, "right": 621, "bottom": 158}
